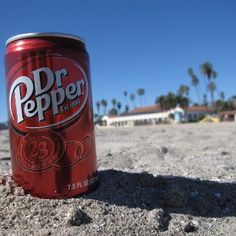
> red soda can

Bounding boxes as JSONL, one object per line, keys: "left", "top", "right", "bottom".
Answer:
{"left": 5, "top": 33, "right": 98, "bottom": 198}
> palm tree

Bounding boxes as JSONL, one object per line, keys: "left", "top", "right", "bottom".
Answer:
{"left": 200, "top": 62, "right": 217, "bottom": 109}
{"left": 188, "top": 68, "right": 194, "bottom": 76}
{"left": 188, "top": 68, "right": 202, "bottom": 104}
{"left": 108, "top": 108, "right": 118, "bottom": 116}
{"left": 156, "top": 92, "right": 174, "bottom": 110}
{"left": 220, "top": 91, "right": 225, "bottom": 101}
{"left": 96, "top": 101, "right": 100, "bottom": 115}
{"left": 117, "top": 102, "right": 122, "bottom": 114}
{"left": 203, "top": 94, "right": 207, "bottom": 106}
{"left": 166, "top": 92, "right": 178, "bottom": 109}
{"left": 156, "top": 95, "right": 166, "bottom": 110}
{"left": 207, "top": 82, "right": 216, "bottom": 111}
{"left": 123, "top": 91, "right": 129, "bottom": 106}
{"left": 101, "top": 99, "right": 108, "bottom": 115}
{"left": 111, "top": 98, "right": 117, "bottom": 108}
{"left": 137, "top": 88, "right": 145, "bottom": 106}
{"left": 156, "top": 92, "right": 189, "bottom": 110}
{"left": 130, "top": 93, "right": 136, "bottom": 108}
{"left": 176, "top": 95, "right": 189, "bottom": 108}
{"left": 228, "top": 96, "right": 236, "bottom": 109}
{"left": 200, "top": 63, "right": 211, "bottom": 103}
{"left": 124, "top": 105, "right": 129, "bottom": 113}
{"left": 201, "top": 62, "right": 217, "bottom": 79}
{"left": 177, "top": 84, "right": 190, "bottom": 97}
{"left": 137, "top": 89, "right": 142, "bottom": 106}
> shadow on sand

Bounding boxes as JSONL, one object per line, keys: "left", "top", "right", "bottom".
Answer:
{"left": 84, "top": 169, "right": 236, "bottom": 217}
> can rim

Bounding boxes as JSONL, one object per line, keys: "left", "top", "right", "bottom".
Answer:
{"left": 6, "top": 32, "right": 86, "bottom": 46}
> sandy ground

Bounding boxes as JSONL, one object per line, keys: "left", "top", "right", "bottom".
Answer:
{"left": 0, "top": 123, "right": 236, "bottom": 235}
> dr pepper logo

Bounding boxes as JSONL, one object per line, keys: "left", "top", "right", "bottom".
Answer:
{"left": 8, "top": 56, "right": 88, "bottom": 131}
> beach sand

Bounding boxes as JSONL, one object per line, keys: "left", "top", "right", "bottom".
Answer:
{"left": 0, "top": 123, "right": 236, "bottom": 235}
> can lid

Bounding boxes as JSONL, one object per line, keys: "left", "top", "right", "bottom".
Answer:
{"left": 6, "top": 32, "right": 86, "bottom": 46}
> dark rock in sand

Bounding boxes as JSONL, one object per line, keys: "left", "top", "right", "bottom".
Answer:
{"left": 183, "top": 220, "right": 199, "bottom": 233}
{"left": 66, "top": 207, "right": 85, "bottom": 226}
{"left": 160, "top": 146, "right": 168, "bottom": 154}
{"left": 147, "top": 208, "right": 171, "bottom": 231}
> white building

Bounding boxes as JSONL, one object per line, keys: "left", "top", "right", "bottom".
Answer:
{"left": 177, "top": 106, "right": 208, "bottom": 122}
{"left": 100, "top": 105, "right": 208, "bottom": 127}
{"left": 170, "top": 107, "right": 209, "bottom": 124}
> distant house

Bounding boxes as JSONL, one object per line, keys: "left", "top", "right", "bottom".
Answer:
{"left": 171, "top": 105, "right": 208, "bottom": 123}
{"left": 219, "top": 110, "right": 236, "bottom": 122}
{"left": 100, "top": 105, "right": 208, "bottom": 127}
{"left": 184, "top": 106, "right": 208, "bottom": 122}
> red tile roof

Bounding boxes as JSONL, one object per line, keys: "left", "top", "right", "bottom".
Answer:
{"left": 185, "top": 106, "right": 208, "bottom": 112}
{"left": 128, "top": 105, "right": 161, "bottom": 114}
{"left": 219, "top": 110, "right": 236, "bottom": 116}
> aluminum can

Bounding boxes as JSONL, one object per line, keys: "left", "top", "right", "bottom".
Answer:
{"left": 5, "top": 33, "right": 98, "bottom": 198}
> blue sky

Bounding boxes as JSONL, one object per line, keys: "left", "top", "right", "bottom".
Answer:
{"left": 1, "top": 0, "right": 236, "bottom": 121}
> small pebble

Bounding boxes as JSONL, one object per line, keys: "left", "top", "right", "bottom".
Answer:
{"left": 147, "top": 208, "right": 171, "bottom": 231}
{"left": 221, "top": 151, "right": 230, "bottom": 155}
{"left": 14, "top": 186, "right": 25, "bottom": 196}
{"left": 160, "top": 147, "right": 168, "bottom": 154}
{"left": 184, "top": 220, "right": 199, "bottom": 233}
{"left": 66, "top": 207, "right": 84, "bottom": 226}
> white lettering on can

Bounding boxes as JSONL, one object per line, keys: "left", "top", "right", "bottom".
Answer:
{"left": 9, "top": 66, "right": 87, "bottom": 126}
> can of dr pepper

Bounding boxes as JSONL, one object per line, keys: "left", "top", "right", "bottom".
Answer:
{"left": 5, "top": 32, "right": 98, "bottom": 198}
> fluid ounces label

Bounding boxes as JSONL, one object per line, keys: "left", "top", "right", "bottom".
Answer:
{"left": 67, "top": 176, "right": 98, "bottom": 191}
